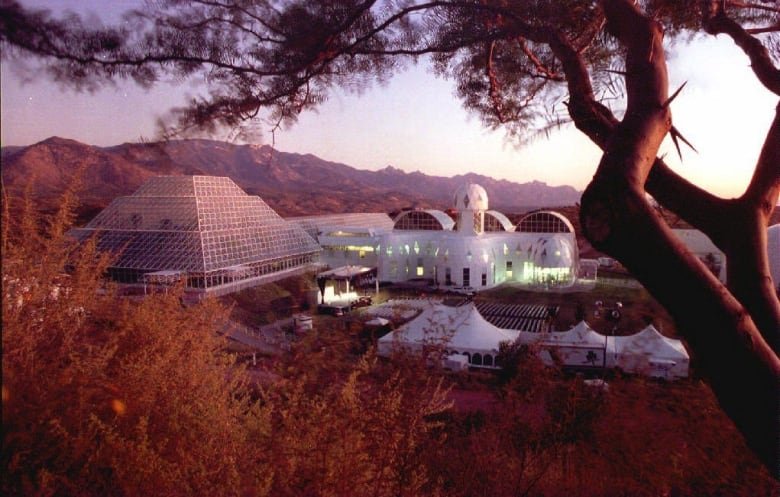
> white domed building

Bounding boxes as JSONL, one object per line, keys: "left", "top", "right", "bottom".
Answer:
{"left": 306, "top": 183, "right": 580, "bottom": 292}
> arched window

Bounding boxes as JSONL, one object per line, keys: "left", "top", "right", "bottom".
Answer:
{"left": 484, "top": 210, "right": 514, "bottom": 232}
{"left": 393, "top": 210, "right": 454, "bottom": 230}
{"left": 472, "top": 353, "right": 483, "bottom": 366}
{"left": 517, "top": 211, "right": 575, "bottom": 233}
{"left": 483, "top": 354, "right": 494, "bottom": 367}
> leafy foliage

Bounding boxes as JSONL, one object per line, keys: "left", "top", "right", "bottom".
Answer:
{"left": 1, "top": 1, "right": 775, "bottom": 139}
{"left": 2, "top": 0, "right": 780, "bottom": 483}
{"left": 2, "top": 188, "right": 774, "bottom": 494}
{"left": 1, "top": 190, "right": 452, "bottom": 496}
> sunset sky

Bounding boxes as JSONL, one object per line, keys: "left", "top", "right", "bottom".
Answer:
{"left": 1, "top": 0, "right": 776, "bottom": 198}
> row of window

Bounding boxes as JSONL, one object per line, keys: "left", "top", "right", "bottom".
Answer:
{"left": 111, "top": 253, "right": 317, "bottom": 288}
{"left": 443, "top": 350, "right": 499, "bottom": 368}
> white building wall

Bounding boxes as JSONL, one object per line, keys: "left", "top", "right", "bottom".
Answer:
{"left": 311, "top": 184, "right": 579, "bottom": 292}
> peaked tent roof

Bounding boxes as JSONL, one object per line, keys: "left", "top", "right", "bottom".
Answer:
{"left": 378, "top": 302, "right": 519, "bottom": 354}
{"left": 610, "top": 324, "right": 689, "bottom": 358}
{"left": 537, "top": 321, "right": 607, "bottom": 347}
{"left": 70, "top": 175, "right": 320, "bottom": 273}
{"left": 605, "top": 325, "right": 689, "bottom": 378}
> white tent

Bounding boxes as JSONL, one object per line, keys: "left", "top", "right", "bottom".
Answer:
{"left": 535, "top": 321, "right": 608, "bottom": 368}
{"left": 606, "top": 325, "right": 690, "bottom": 379}
{"left": 443, "top": 353, "right": 469, "bottom": 372}
{"left": 377, "top": 302, "right": 519, "bottom": 368}
{"left": 365, "top": 317, "right": 390, "bottom": 327}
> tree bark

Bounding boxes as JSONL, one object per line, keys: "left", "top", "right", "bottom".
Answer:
{"left": 532, "top": 0, "right": 780, "bottom": 357}
{"left": 702, "top": 0, "right": 780, "bottom": 96}
{"left": 577, "top": 0, "right": 780, "bottom": 473}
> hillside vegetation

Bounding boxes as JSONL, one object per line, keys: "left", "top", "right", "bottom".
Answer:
{"left": 2, "top": 191, "right": 775, "bottom": 496}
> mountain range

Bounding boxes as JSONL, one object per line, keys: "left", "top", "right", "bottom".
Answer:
{"left": 1, "top": 137, "right": 581, "bottom": 218}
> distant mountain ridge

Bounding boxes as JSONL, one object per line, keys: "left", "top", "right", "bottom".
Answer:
{"left": 1, "top": 137, "right": 581, "bottom": 217}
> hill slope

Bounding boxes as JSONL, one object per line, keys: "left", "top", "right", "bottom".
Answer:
{"left": 1, "top": 137, "right": 581, "bottom": 217}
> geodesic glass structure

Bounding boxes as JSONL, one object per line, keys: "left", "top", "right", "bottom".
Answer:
{"left": 289, "top": 212, "right": 395, "bottom": 239}
{"left": 69, "top": 176, "right": 320, "bottom": 295}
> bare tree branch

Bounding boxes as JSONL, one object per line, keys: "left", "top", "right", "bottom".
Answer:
{"left": 578, "top": 0, "right": 779, "bottom": 472}
{"left": 703, "top": 0, "right": 780, "bottom": 95}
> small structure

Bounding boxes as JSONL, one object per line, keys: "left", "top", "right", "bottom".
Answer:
{"left": 316, "top": 265, "right": 377, "bottom": 304}
{"left": 377, "top": 302, "right": 520, "bottom": 368}
{"left": 533, "top": 321, "right": 608, "bottom": 369}
{"left": 293, "top": 314, "right": 313, "bottom": 332}
{"left": 443, "top": 353, "right": 469, "bottom": 372}
{"left": 606, "top": 324, "right": 690, "bottom": 379}
{"left": 365, "top": 316, "right": 391, "bottom": 327}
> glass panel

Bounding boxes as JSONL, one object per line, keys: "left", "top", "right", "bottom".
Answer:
{"left": 70, "top": 176, "right": 321, "bottom": 277}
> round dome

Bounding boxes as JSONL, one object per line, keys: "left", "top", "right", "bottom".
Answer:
{"left": 530, "top": 236, "right": 575, "bottom": 268}
{"left": 453, "top": 183, "right": 488, "bottom": 211}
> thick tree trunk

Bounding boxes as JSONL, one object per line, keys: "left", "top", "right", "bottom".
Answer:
{"left": 577, "top": 0, "right": 780, "bottom": 473}
{"left": 539, "top": 0, "right": 780, "bottom": 358}
{"left": 646, "top": 107, "right": 780, "bottom": 354}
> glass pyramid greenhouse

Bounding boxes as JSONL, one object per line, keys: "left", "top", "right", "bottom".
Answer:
{"left": 70, "top": 176, "right": 321, "bottom": 295}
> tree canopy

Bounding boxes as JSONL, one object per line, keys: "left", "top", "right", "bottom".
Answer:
{"left": 1, "top": 0, "right": 779, "bottom": 474}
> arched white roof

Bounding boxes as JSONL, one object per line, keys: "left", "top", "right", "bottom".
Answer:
{"left": 530, "top": 235, "right": 575, "bottom": 268}
{"left": 393, "top": 209, "right": 455, "bottom": 231}
{"left": 484, "top": 210, "right": 515, "bottom": 232}
{"left": 517, "top": 211, "right": 575, "bottom": 233}
{"left": 453, "top": 183, "right": 488, "bottom": 211}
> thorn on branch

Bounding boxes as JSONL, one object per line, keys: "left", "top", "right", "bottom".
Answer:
{"left": 662, "top": 81, "right": 687, "bottom": 109}
{"left": 669, "top": 125, "right": 698, "bottom": 161}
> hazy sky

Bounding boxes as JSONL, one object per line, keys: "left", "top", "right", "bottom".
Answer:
{"left": 1, "top": 0, "right": 776, "bottom": 198}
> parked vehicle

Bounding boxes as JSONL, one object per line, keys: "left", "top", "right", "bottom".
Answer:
{"left": 351, "top": 295, "right": 373, "bottom": 308}
{"left": 293, "top": 314, "right": 313, "bottom": 332}
{"left": 450, "top": 286, "right": 476, "bottom": 296}
{"left": 318, "top": 304, "right": 349, "bottom": 316}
